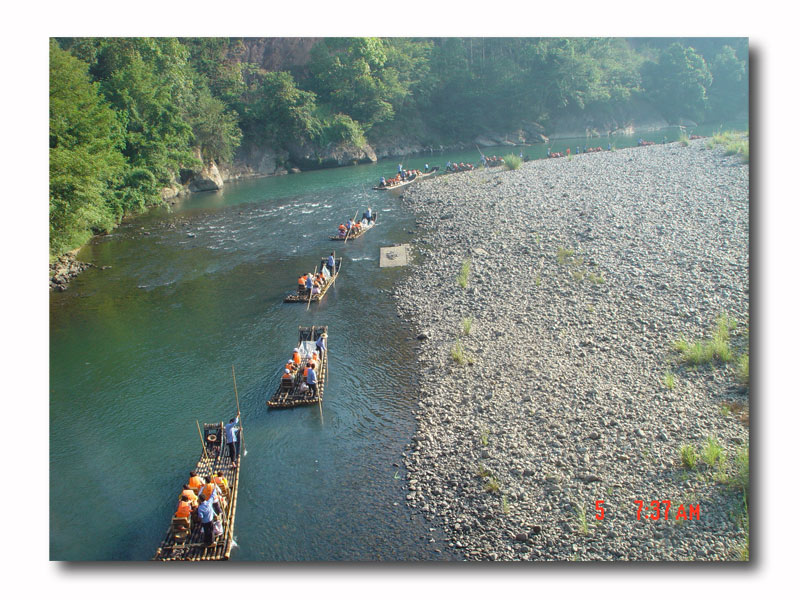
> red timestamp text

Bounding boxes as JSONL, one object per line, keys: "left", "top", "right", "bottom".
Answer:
{"left": 593, "top": 500, "right": 700, "bottom": 521}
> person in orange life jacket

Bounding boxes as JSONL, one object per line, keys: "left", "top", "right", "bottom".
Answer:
{"left": 284, "top": 359, "right": 295, "bottom": 373}
{"left": 293, "top": 348, "right": 302, "bottom": 365}
{"left": 200, "top": 479, "right": 225, "bottom": 516}
{"left": 197, "top": 495, "right": 217, "bottom": 547}
{"left": 175, "top": 494, "right": 194, "bottom": 523}
{"left": 282, "top": 368, "right": 293, "bottom": 380}
{"left": 224, "top": 413, "right": 241, "bottom": 468}
{"left": 188, "top": 471, "right": 205, "bottom": 492}
{"left": 306, "top": 364, "right": 318, "bottom": 398}
{"left": 180, "top": 485, "right": 199, "bottom": 508}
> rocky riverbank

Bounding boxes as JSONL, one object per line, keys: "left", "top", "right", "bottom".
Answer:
{"left": 394, "top": 139, "right": 750, "bottom": 561}
{"left": 49, "top": 251, "right": 99, "bottom": 292}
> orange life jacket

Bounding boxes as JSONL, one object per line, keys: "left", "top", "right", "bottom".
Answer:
{"left": 201, "top": 482, "right": 217, "bottom": 500}
{"left": 180, "top": 489, "right": 198, "bottom": 505}
{"left": 188, "top": 475, "right": 204, "bottom": 489}
{"left": 298, "top": 276, "right": 306, "bottom": 285}
{"left": 175, "top": 500, "right": 193, "bottom": 518}
{"left": 282, "top": 371, "right": 292, "bottom": 380}
{"left": 293, "top": 352, "right": 301, "bottom": 365}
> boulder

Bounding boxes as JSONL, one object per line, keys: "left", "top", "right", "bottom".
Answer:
{"left": 188, "top": 160, "right": 224, "bottom": 192}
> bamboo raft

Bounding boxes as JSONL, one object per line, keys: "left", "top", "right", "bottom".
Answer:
{"left": 372, "top": 167, "right": 439, "bottom": 195}
{"left": 268, "top": 326, "right": 328, "bottom": 409}
{"left": 152, "top": 421, "right": 241, "bottom": 561}
{"left": 329, "top": 220, "right": 376, "bottom": 241}
{"left": 284, "top": 257, "right": 342, "bottom": 303}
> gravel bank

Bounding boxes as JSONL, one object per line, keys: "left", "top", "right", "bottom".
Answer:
{"left": 394, "top": 140, "right": 750, "bottom": 561}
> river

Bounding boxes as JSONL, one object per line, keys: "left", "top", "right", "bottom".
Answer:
{"left": 49, "top": 125, "right": 744, "bottom": 560}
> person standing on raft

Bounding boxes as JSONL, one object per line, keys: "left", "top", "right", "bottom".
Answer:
{"left": 224, "top": 413, "right": 241, "bottom": 468}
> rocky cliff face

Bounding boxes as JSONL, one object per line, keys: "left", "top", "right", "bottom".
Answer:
{"left": 228, "top": 38, "right": 320, "bottom": 73}
{"left": 287, "top": 139, "right": 377, "bottom": 169}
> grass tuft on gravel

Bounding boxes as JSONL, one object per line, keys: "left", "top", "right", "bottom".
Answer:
{"left": 462, "top": 316, "right": 474, "bottom": 336}
{"left": 451, "top": 339, "right": 467, "bottom": 365}
{"left": 680, "top": 445, "right": 698, "bottom": 470}
{"left": 457, "top": 259, "right": 471, "bottom": 288}
{"left": 573, "top": 504, "right": 592, "bottom": 536}
{"left": 663, "top": 370, "right": 676, "bottom": 390}
{"left": 673, "top": 314, "right": 738, "bottom": 366}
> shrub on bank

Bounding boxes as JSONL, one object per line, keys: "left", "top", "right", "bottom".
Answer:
{"left": 503, "top": 154, "right": 522, "bottom": 170}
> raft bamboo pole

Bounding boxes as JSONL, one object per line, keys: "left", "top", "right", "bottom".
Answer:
{"left": 306, "top": 265, "right": 318, "bottom": 310}
{"left": 232, "top": 365, "right": 244, "bottom": 454}
{"left": 196, "top": 420, "right": 209, "bottom": 459}
{"left": 343, "top": 210, "right": 359, "bottom": 244}
{"left": 319, "top": 336, "right": 326, "bottom": 425}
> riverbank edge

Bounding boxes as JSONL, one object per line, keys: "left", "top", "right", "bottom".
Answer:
{"left": 390, "top": 140, "right": 750, "bottom": 561}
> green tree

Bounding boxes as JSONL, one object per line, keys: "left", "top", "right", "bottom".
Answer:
{"left": 708, "top": 45, "right": 748, "bottom": 120}
{"left": 252, "top": 71, "right": 321, "bottom": 144}
{"left": 642, "top": 42, "right": 712, "bottom": 122}
{"left": 185, "top": 87, "right": 242, "bottom": 164}
{"left": 49, "top": 40, "right": 125, "bottom": 258}
{"left": 76, "top": 38, "right": 200, "bottom": 207}
{"left": 307, "top": 38, "right": 396, "bottom": 130}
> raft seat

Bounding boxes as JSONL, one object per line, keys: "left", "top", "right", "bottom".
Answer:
{"left": 171, "top": 516, "right": 192, "bottom": 541}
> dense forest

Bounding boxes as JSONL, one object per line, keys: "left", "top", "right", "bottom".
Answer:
{"left": 49, "top": 37, "right": 748, "bottom": 259}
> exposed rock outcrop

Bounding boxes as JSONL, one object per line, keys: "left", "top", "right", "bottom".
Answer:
{"left": 287, "top": 140, "right": 377, "bottom": 170}
{"left": 188, "top": 159, "right": 224, "bottom": 192}
{"left": 229, "top": 143, "right": 290, "bottom": 179}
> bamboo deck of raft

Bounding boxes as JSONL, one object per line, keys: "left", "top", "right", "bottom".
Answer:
{"left": 152, "top": 422, "right": 241, "bottom": 561}
{"left": 268, "top": 325, "right": 328, "bottom": 409}
{"left": 284, "top": 258, "right": 342, "bottom": 303}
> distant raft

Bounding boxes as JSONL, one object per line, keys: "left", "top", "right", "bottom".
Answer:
{"left": 330, "top": 218, "right": 377, "bottom": 241}
{"left": 152, "top": 421, "right": 241, "bottom": 561}
{"left": 268, "top": 326, "right": 328, "bottom": 409}
{"left": 284, "top": 257, "right": 342, "bottom": 303}
{"left": 372, "top": 166, "right": 439, "bottom": 195}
